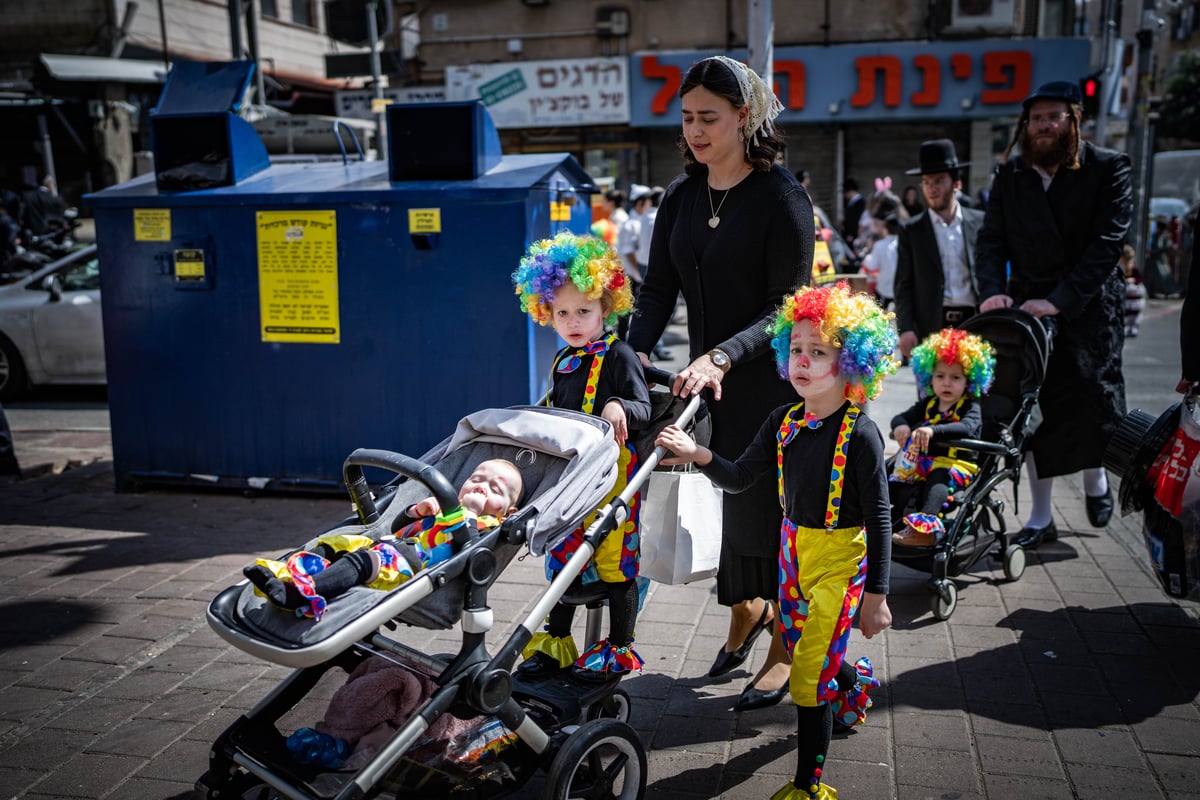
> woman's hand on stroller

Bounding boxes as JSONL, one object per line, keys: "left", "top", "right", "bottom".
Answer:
{"left": 601, "top": 399, "right": 630, "bottom": 446}
{"left": 675, "top": 356, "right": 724, "bottom": 401}
{"left": 656, "top": 424, "right": 711, "bottom": 466}
{"left": 858, "top": 592, "right": 892, "bottom": 639}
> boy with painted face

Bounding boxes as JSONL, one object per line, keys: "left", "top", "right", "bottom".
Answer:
{"left": 657, "top": 282, "right": 896, "bottom": 799}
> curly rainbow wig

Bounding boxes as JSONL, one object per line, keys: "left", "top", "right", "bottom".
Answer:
{"left": 911, "top": 328, "right": 996, "bottom": 399}
{"left": 767, "top": 282, "right": 899, "bottom": 404}
{"left": 513, "top": 231, "right": 633, "bottom": 327}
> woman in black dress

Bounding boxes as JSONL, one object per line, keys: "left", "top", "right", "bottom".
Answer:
{"left": 626, "top": 56, "right": 814, "bottom": 709}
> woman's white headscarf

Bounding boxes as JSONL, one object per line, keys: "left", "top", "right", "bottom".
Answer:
{"left": 704, "top": 56, "right": 784, "bottom": 150}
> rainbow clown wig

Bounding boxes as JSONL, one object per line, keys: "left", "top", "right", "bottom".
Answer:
{"left": 911, "top": 328, "right": 996, "bottom": 399}
{"left": 513, "top": 231, "right": 633, "bottom": 327}
{"left": 767, "top": 282, "right": 899, "bottom": 404}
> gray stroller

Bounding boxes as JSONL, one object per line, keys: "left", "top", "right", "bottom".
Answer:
{"left": 199, "top": 389, "right": 702, "bottom": 799}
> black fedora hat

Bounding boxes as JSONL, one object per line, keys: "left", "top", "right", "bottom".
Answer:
{"left": 1022, "top": 80, "right": 1082, "bottom": 109}
{"left": 905, "top": 139, "right": 970, "bottom": 176}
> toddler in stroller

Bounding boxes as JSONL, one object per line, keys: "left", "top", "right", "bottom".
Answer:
{"left": 889, "top": 329, "right": 996, "bottom": 547}
{"left": 242, "top": 459, "right": 524, "bottom": 619}
{"left": 889, "top": 308, "right": 1051, "bottom": 620}
{"left": 199, "top": 397, "right": 703, "bottom": 800}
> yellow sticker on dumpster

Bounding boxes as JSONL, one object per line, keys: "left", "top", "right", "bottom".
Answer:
{"left": 134, "top": 209, "right": 171, "bottom": 241}
{"left": 256, "top": 210, "right": 340, "bottom": 344}
{"left": 408, "top": 208, "right": 441, "bottom": 233}
{"left": 550, "top": 201, "right": 571, "bottom": 222}
{"left": 174, "top": 248, "right": 205, "bottom": 282}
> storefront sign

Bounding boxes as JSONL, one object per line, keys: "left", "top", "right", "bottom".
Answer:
{"left": 445, "top": 57, "right": 629, "bottom": 128}
{"left": 629, "top": 39, "right": 1089, "bottom": 125}
{"left": 334, "top": 87, "right": 447, "bottom": 120}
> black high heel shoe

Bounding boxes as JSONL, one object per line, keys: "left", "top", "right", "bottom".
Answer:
{"left": 708, "top": 605, "right": 773, "bottom": 678}
{"left": 734, "top": 679, "right": 789, "bottom": 712}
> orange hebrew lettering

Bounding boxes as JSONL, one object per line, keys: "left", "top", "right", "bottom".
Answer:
{"left": 774, "top": 59, "right": 806, "bottom": 109}
{"left": 641, "top": 55, "right": 682, "bottom": 116}
{"left": 980, "top": 50, "right": 1032, "bottom": 104}
{"left": 851, "top": 56, "right": 902, "bottom": 108}
{"left": 911, "top": 54, "right": 940, "bottom": 106}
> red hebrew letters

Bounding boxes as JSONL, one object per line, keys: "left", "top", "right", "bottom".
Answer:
{"left": 911, "top": 54, "right": 940, "bottom": 106}
{"left": 641, "top": 55, "right": 682, "bottom": 115}
{"left": 980, "top": 50, "right": 1032, "bottom": 104}
{"left": 774, "top": 59, "right": 806, "bottom": 109}
{"left": 950, "top": 53, "right": 972, "bottom": 80}
{"left": 851, "top": 56, "right": 902, "bottom": 108}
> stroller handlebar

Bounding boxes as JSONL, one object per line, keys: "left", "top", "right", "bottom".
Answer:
{"left": 342, "top": 449, "right": 460, "bottom": 525}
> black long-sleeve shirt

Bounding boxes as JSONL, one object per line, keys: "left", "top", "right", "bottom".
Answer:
{"left": 549, "top": 338, "right": 652, "bottom": 436}
{"left": 889, "top": 396, "right": 983, "bottom": 459}
{"left": 697, "top": 402, "right": 892, "bottom": 594}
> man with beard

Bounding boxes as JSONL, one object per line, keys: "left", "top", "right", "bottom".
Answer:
{"left": 976, "top": 81, "right": 1132, "bottom": 549}
{"left": 894, "top": 139, "right": 986, "bottom": 359}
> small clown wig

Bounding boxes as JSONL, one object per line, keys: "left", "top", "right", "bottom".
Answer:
{"left": 767, "top": 282, "right": 899, "bottom": 404}
{"left": 911, "top": 328, "right": 996, "bottom": 399}
{"left": 513, "top": 231, "right": 633, "bottom": 327}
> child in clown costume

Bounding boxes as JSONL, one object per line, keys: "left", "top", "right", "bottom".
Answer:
{"left": 657, "top": 282, "right": 895, "bottom": 800}
{"left": 889, "top": 329, "right": 995, "bottom": 547}
{"left": 243, "top": 459, "right": 524, "bottom": 620}
{"left": 512, "top": 231, "right": 652, "bottom": 680}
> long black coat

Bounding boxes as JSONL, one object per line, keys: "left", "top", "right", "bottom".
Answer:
{"left": 894, "top": 206, "right": 986, "bottom": 340}
{"left": 627, "top": 165, "right": 813, "bottom": 560}
{"left": 975, "top": 141, "right": 1132, "bottom": 477}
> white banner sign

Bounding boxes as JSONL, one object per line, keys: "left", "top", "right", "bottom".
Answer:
{"left": 445, "top": 57, "right": 629, "bottom": 129}
{"left": 334, "top": 87, "right": 447, "bottom": 120}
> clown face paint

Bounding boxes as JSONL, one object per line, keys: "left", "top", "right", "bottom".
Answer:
{"left": 788, "top": 319, "right": 842, "bottom": 406}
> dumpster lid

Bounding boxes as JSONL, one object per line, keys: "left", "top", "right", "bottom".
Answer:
{"left": 154, "top": 60, "right": 257, "bottom": 116}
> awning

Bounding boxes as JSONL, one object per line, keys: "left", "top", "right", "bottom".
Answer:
{"left": 40, "top": 53, "right": 169, "bottom": 84}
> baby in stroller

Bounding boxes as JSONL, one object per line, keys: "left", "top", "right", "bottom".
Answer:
{"left": 889, "top": 329, "right": 996, "bottom": 547}
{"left": 242, "top": 459, "right": 525, "bottom": 619}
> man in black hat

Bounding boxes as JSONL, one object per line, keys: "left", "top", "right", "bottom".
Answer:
{"left": 893, "top": 139, "right": 986, "bottom": 359}
{"left": 975, "top": 80, "right": 1132, "bottom": 549}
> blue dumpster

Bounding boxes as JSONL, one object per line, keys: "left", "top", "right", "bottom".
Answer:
{"left": 87, "top": 62, "right": 594, "bottom": 492}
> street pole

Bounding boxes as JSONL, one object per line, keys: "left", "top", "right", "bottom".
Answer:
{"left": 1093, "top": 0, "right": 1117, "bottom": 148}
{"left": 747, "top": 0, "right": 773, "bottom": 82}
{"left": 1126, "top": 0, "right": 1159, "bottom": 270}
{"left": 367, "top": 0, "right": 385, "bottom": 159}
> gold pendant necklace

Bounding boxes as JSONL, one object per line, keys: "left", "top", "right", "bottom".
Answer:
{"left": 707, "top": 183, "right": 730, "bottom": 229}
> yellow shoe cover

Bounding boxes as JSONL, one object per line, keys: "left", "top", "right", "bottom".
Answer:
{"left": 770, "top": 780, "right": 837, "bottom": 800}
{"left": 521, "top": 632, "right": 578, "bottom": 668}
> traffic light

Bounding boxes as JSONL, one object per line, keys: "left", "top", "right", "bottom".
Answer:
{"left": 1081, "top": 73, "right": 1101, "bottom": 117}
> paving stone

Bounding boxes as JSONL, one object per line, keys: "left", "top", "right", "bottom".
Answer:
{"left": 893, "top": 745, "right": 980, "bottom": 794}
{"left": 30, "top": 751, "right": 144, "bottom": 797}
{"left": 1064, "top": 761, "right": 1162, "bottom": 796}
{"left": 975, "top": 732, "right": 1066, "bottom": 779}
{"left": 1132, "top": 714, "right": 1200, "bottom": 756}
{"left": 85, "top": 716, "right": 192, "bottom": 758}
{"left": 1054, "top": 726, "right": 1145, "bottom": 768}
{"left": 980, "top": 772, "right": 1076, "bottom": 798}
{"left": 892, "top": 710, "right": 972, "bottom": 751}
{"left": 1146, "top": 752, "right": 1200, "bottom": 794}
{"left": 0, "top": 685, "right": 72, "bottom": 723}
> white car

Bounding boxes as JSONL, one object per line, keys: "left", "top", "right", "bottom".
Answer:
{"left": 0, "top": 244, "right": 104, "bottom": 400}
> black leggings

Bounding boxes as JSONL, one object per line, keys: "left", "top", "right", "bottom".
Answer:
{"left": 546, "top": 579, "right": 639, "bottom": 647}
{"left": 888, "top": 467, "right": 953, "bottom": 522}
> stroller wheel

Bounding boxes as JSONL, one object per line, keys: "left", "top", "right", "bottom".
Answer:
{"left": 930, "top": 579, "right": 958, "bottom": 621}
{"left": 1002, "top": 544, "right": 1026, "bottom": 582}
{"left": 545, "top": 718, "right": 646, "bottom": 800}
{"left": 587, "top": 686, "right": 632, "bottom": 723}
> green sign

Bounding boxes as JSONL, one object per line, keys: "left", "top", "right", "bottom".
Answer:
{"left": 478, "top": 69, "right": 526, "bottom": 106}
